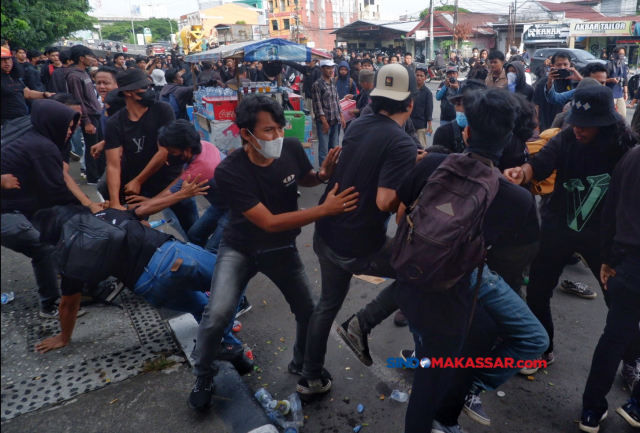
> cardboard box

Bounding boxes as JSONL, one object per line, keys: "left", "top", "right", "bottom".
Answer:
{"left": 340, "top": 99, "right": 357, "bottom": 122}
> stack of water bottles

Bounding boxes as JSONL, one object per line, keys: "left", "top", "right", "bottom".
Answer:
{"left": 195, "top": 87, "right": 238, "bottom": 119}
{"left": 255, "top": 388, "right": 304, "bottom": 431}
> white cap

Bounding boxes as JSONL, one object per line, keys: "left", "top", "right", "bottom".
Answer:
{"left": 319, "top": 59, "right": 336, "bottom": 68}
{"left": 150, "top": 68, "right": 167, "bottom": 86}
{"left": 370, "top": 63, "right": 412, "bottom": 101}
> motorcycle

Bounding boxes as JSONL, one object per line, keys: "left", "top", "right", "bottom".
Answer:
{"left": 460, "top": 59, "right": 470, "bottom": 73}
{"left": 427, "top": 61, "right": 447, "bottom": 82}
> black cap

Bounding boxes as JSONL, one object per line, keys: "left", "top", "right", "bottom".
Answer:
{"left": 116, "top": 68, "right": 152, "bottom": 95}
{"left": 564, "top": 86, "right": 623, "bottom": 127}
{"left": 449, "top": 79, "right": 487, "bottom": 104}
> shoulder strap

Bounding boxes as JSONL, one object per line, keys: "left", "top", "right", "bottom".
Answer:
{"left": 452, "top": 120, "right": 465, "bottom": 153}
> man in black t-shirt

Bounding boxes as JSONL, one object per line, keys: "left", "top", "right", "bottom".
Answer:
{"left": 188, "top": 95, "right": 358, "bottom": 411}
{"left": 302, "top": 64, "right": 418, "bottom": 395}
{"left": 104, "top": 68, "right": 198, "bottom": 234}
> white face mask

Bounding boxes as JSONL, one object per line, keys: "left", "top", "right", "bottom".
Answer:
{"left": 248, "top": 130, "right": 284, "bottom": 159}
{"left": 507, "top": 72, "right": 517, "bottom": 84}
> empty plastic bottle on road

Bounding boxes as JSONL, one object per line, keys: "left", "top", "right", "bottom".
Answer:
{"left": 1, "top": 292, "right": 15, "bottom": 304}
{"left": 149, "top": 219, "right": 167, "bottom": 229}
{"left": 287, "top": 392, "right": 304, "bottom": 427}
{"left": 390, "top": 390, "right": 409, "bottom": 402}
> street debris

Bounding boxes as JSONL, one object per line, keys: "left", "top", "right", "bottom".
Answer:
{"left": 357, "top": 404, "right": 364, "bottom": 413}
{"left": 390, "top": 390, "right": 409, "bottom": 402}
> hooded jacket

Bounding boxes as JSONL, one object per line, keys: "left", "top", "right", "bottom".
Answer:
{"left": 507, "top": 61, "right": 534, "bottom": 102}
{"left": 62, "top": 66, "right": 102, "bottom": 126}
{"left": 335, "top": 61, "right": 357, "bottom": 100}
{"left": 1, "top": 100, "right": 80, "bottom": 217}
{"left": 22, "top": 62, "right": 45, "bottom": 92}
{"left": 160, "top": 83, "right": 195, "bottom": 115}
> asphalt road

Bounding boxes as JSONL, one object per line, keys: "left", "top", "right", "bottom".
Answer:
{"left": 1, "top": 89, "right": 636, "bottom": 433}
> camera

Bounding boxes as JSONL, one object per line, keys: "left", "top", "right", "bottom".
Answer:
{"left": 449, "top": 77, "right": 457, "bottom": 84}
{"left": 553, "top": 68, "right": 572, "bottom": 79}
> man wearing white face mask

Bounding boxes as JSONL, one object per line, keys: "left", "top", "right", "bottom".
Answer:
{"left": 188, "top": 95, "right": 360, "bottom": 411}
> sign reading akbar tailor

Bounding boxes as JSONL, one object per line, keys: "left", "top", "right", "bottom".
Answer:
{"left": 570, "top": 21, "right": 634, "bottom": 37}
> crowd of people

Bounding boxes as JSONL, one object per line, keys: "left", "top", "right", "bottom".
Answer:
{"left": 1, "top": 38, "right": 639, "bottom": 433}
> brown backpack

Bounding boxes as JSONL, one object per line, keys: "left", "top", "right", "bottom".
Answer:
{"left": 526, "top": 128, "right": 561, "bottom": 195}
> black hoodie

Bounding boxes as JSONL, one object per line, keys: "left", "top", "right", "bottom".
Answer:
{"left": 1, "top": 100, "right": 80, "bottom": 218}
{"left": 508, "top": 61, "right": 534, "bottom": 102}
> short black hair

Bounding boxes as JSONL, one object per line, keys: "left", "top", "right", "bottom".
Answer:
{"left": 512, "top": 93, "right": 538, "bottom": 143}
{"left": 44, "top": 46, "right": 59, "bottom": 55}
{"left": 390, "top": 55, "right": 399, "bottom": 62}
{"left": 612, "top": 45, "right": 625, "bottom": 55}
{"left": 165, "top": 68, "right": 179, "bottom": 83}
{"left": 425, "top": 145, "right": 452, "bottom": 154}
{"left": 69, "top": 45, "right": 95, "bottom": 64}
{"left": 125, "top": 60, "right": 137, "bottom": 69}
{"left": 136, "top": 55, "right": 146, "bottom": 63}
{"left": 33, "top": 205, "right": 92, "bottom": 245}
{"left": 581, "top": 61, "right": 608, "bottom": 77}
{"left": 59, "top": 51, "right": 70, "bottom": 64}
{"left": 49, "top": 93, "right": 81, "bottom": 106}
{"left": 472, "top": 47, "right": 479, "bottom": 52}
{"left": 361, "top": 58, "right": 373, "bottom": 66}
{"left": 404, "top": 52, "right": 412, "bottom": 57}
{"left": 487, "top": 51, "right": 505, "bottom": 62}
{"left": 352, "top": 59, "right": 362, "bottom": 67}
{"left": 15, "top": 47, "right": 26, "bottom": 54}
{"left": 376, "top": 54, "right": 383, "bottom": 59}
{"left": 237, "top": 65, "right": 247, "bottom": 75}
{"left": 462, "top": 88, "right": 518, "bottom": 142}
{"left": 202, "top": 61, "right": 213, "bottom": 70}
{"left": 158, "top": 120, "right": 202, "bottom": 154}
{"left": 551, "top": 50, "right": 572, "bottom": 65}
{"left": 235, "top": 94, "right": 286, "bottom": 142}
{"left": 96, "top": 65, "right": 118, "bottom": 79}
{"left": 369, "top": 93, "right": 415, "bottom": 116}
{"left": 113, "top": 53, "right": 125, "bottom": 60}
{"left": 27, "top": 50, "right": 41, "bottom": 61}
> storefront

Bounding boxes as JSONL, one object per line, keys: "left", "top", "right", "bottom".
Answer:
{"left": 522, "top": 23, "right": 570, "bottom": 50}
{"left": 569, "top": 20, "right": 638, "bottom": 68}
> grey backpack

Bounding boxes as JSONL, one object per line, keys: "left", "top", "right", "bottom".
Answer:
{"left": 390, "top": 153, "right": 500, "bottom": 291}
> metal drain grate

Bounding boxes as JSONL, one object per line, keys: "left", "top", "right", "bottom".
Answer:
{"left": 1, "top": 290, "right": 178, "bottom": 421}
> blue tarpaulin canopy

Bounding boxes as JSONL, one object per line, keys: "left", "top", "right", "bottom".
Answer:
{"left": 184, "top": 38, "right": 331, "bottom": 63}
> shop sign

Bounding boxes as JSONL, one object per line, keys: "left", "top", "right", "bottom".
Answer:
{"left": 524, "top": 24, "right": 569, "bottom": 42}
{"left": 570, "top": 21, "right": 633, "bottom": 37}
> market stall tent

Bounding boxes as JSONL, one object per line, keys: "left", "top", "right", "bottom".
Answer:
{"left": 184, "top": 38, "right": 331, "bottom": 63}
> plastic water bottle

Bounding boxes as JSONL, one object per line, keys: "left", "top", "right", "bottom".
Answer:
{"left": 255, "top": 388, "right": 274, "bottom": 408}
{"left": 390, "top": 389, "right": 409, "bottom": 402}
{"left": 287, "top": 392, "right": 304, "bottom": 427}
{"left": 1, "top": 292, "right": 15, "bottom": 304}
{"left": 149, "top": 219, "right": 167, "bottom": 229}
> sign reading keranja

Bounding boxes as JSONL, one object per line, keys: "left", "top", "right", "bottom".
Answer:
{"left": 524, "top": 24, "right": 569, "bottom": 42}
{"left": 570, "top": 21, "right": 633, "bottom": 37}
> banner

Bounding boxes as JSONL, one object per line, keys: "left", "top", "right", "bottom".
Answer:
{"left": 569, "top": 21, "right": 633, "bottom": 37}
{"left": 524, "top": 24, "right": 569, "bottom": 42}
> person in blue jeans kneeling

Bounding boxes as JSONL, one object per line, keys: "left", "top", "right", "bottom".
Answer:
{"left": 30, "top": 177, "right": 244, "bottom": 355}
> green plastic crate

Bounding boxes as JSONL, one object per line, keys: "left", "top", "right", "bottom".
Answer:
{"left": 284, "top": 110, "right": 306, "bottom": 141}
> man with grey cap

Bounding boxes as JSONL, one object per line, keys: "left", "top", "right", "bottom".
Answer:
{"left": 298, "top": 63, "right": 417, "bottom": 396}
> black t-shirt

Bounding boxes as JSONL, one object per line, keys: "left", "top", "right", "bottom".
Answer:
{"left": 1, "top": 74, "right": 28, "bottom": 122}
{"left": 315, "top": 113, "right": 417, "bottom": 257}
{"left": 60, "top": 208, "right": 173, "bottom": 296}
{"left": 104, "top": 101, "right": 181, "bottom": 196}
{"left": 528, "top": 128, "right": 631, "bottom": 235}
{"left": 215, "top": 137, "right": 313, "bottom": 254}
{"left": 532, "top": 77, "right": 562, "bottom": 131}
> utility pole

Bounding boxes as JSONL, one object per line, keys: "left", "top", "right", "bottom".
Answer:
{"left": 453, "top": 0, "right": 459, "bottom": 50}
{"left": 429, "top": 0, "right": 434, "bottom": 60}
{"left": 127, "top": 0, "right": 136, "bottom": 45}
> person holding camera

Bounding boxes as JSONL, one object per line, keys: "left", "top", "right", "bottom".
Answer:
{"left": 468, "top": 49, "right": 489, "bottom": 81}
{"left": 435, "top": 65, "right": 460, "bottom": 126}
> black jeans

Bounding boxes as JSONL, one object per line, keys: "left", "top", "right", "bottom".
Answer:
{"left": 487, "top": 241, "right": 540, "bottom": 295}
{"left": 301, "top": 231, "right": 399, "bottom": 379}
{"left": 582, "top": 255, "right": 640, "bottom": 416}
{"left": 193, "top": 241, "right": 316, "bottom": 377}
{"left": 82, "top": 114, "right": 106, "bottom": 183}
{"left": 527, "top": 229, "right": 608, "bottom": 354}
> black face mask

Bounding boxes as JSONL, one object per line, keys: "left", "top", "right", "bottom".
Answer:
{"left": 135, "top": 88, "right": 155, "bottom": 107}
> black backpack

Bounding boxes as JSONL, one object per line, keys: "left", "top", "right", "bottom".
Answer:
{"left": 52, "top": 214, "right": 128, "bottom": 284}
{"left": 1, "top": 116, "right": 32, "bottom": 148}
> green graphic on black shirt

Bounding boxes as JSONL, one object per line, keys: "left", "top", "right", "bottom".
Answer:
{"left": 563, "top": 174, "right": 611, "bottom": 232}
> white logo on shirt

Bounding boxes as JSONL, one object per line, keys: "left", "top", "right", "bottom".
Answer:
{"left": 283, "top": 174, "right": 296, "bottom": 186}
{"left": 132, "top": 136, "right": 145, "bottom": 153}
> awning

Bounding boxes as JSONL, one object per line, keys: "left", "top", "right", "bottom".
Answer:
{"left": 185, "top": 38, "right": 331, "bottom": 63}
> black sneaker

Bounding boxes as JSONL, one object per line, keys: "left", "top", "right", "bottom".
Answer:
{"left": 83, "top": 278, "right": 125, "bottom": 304}
{"left": 336, "top": 314, "right": 373, "bottom": 366}
{"left": 235, "top": 296, "right": 252, "bottom": 318}
{"left": 616, "top": 398, "right": 640, "bottom": 428}
{"left": 216, "top": 343, "right": 254, "bottom": 376}
{"left": 287, "top": 361, "right": 333, "bottom": 380}
{"left": 188, "top": 375, "right": 216, "bottom": 410}
{"left": 400, "top": 349, "right": 414, "bottom": 362}
{"left": 560, "top": 280, "right": 597, "bottom": 299}
{"left": 579, "top": 409, "right": 607, "bottom": 433}
{"left": 620, "top": 360, "right": 640, "bottom": 392}
{"left": 297, "top": 377, "right": 331, "bottom": 395}
{"left": 463, "top": 393, "right": 490, "bottom": 426}
{"left": 40, "top": 301, "right": 87, "bottom": 319}
{"left": 393, "top": 310, "right": 408, "bottom": 327}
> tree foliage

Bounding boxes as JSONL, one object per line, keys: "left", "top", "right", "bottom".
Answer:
{"left": 420, "top": 5, "right": 472, "bottom": 19}
{"left": 1, "top": 0, "right": 96, "bottom": 49}
{"left": 101, "top": 18, "right": 179, "bottom": 43}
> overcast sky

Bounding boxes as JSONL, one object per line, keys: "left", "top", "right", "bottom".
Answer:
{"left": 95, "top": 0, "right": 564, "bottom": 20}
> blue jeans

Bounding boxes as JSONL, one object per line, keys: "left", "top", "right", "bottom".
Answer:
{"left": 582, "top": 255, "right": 640, "bottom": 416}
{"left": 187, "top": 204, "right": 229, "bottom": 254}
{"left": 162, "top": 179, "right": 200, "bottom": 240}
{"left": 193, "top": 241, "right": 316, "bottom": 377}
{"left": 70, "top": 128, "right": 85, "bottom": 170}
{"left": 134, "top": 240, "right": 240, "bottom": 345}
{"left": 316, "top": 121, "right": 340, "bottom": 166}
